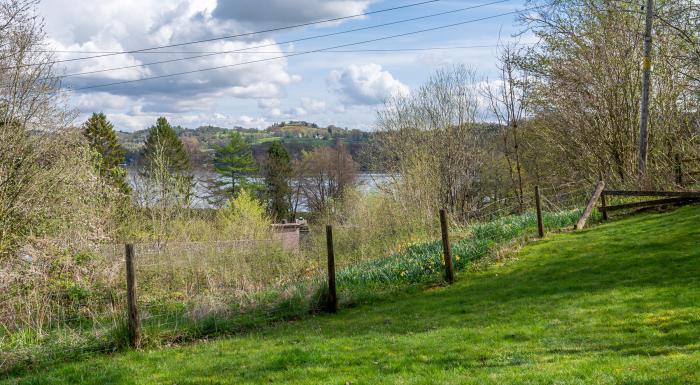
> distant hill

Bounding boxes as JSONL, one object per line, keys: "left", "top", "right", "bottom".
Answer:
{"left": 118, "top": 121, "right": 374, "bottom": 171}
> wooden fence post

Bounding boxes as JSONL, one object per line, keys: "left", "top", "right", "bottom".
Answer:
{"left": 439, "top": 209, "right": 455, "bottom": 284}
{"left": 675, "top": 154, "right": 683, "bottom": 186}
{"left": 600, "top": 190, "right": 609, "bottom": 221}
{"left": 534, "top": 186, "right": 545, "bottom": 238}
{"left": 325, "top": 225, "right": 337, "bottom": 313}
{"left": 575, "top": 181, "right": 605, "bottom": 230}
{"left": 124, "top": 244, "right": 140, "bottom": 348}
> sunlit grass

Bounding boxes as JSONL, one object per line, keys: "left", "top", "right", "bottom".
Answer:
{"left": 5, "top": 205, "right": 699, "bottom": 384}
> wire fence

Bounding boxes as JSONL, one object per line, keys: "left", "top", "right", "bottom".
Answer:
{"left": 3, "top": 178, "right": 695, "bottom": 374}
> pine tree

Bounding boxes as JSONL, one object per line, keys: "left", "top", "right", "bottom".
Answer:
{"left": 212, "top": 131, "right": 257, "bottom": 199}
{"left": 141, "top": 117, "right": 192, "bottom": 204}
{"left": 142, "top": 117, "right": 190, "bottom": 174}
{"left": 264, "top": 140, "right": 292, "bottom": 221}
{"left": 81, "top": 112, "right": 130, "bottom": 195}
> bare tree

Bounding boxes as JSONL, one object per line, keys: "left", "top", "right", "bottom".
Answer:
{"left": 0, "top": 0, "right": 97, "bottom": 258}
{"left": 518, "top": 0, "right": 698, "bottom": 188}
{"left": 297, "top": 143, "right": 358, "bottom": 214}
{"left": 375, "top": 64, "right": 484, "bottom": 221}
{"left": 483, "top": 42, "right": 531, "bottom": 212}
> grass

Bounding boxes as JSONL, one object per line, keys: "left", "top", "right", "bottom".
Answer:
{"left": 0, "top": 208, "right": 583, "bottom": 374}
{"left": 3, "top": 205, "right": 699, "bottom": 384}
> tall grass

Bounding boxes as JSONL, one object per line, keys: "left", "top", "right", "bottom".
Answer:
{"left": 0, "top": 208, "right": 588, "bottom": 375}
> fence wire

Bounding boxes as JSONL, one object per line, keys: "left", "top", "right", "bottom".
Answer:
{"left": 3, "top": 178, "right": 680, "bottom": 374}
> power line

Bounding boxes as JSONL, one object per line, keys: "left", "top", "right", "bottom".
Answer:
{"left": 44, "top": 45, "right": 523, "bottom": 55}
{"left": 56, "top": 0, "right": 512, "bottom": 80}
{"left": 65, "top": 7, "right": 535, "bottom": 92}
{"left": 3, "top": 0, "right": 441, "bottom": 69}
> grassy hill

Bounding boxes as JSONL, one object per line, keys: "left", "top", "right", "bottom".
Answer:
{"left": 4, "top": 206, "right": 700, "bottom": 384}
{"left": 117, "top": 123, "right": 373, "bottom": 170}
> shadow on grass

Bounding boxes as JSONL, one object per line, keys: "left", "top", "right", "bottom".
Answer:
{"left": 5, "top": 206, "right": 700, "bottom": 384}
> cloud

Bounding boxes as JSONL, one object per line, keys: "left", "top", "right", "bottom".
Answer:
{"left": 257, "top": 98, "right": 281, "bottom": 109}
{"left": 213, "top": 0, "right": 374, "bottom": 25}
{"left": 328, "top": 63, "right": 408, "bottom": 106}
{"left": 300, "top": 97, "right": 326, "bottom": 114}
{"left": 38, "top": 1, "right": 300, "bottom": 113}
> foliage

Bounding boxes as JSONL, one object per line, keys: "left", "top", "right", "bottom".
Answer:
{"left": 212, "top": 131, "right": 257, "bottom": 201}
{"left": 374, "top": 65, "right": 485, "bottom": 221}
{"left": 263, "top": 140, "right": 292, "bottom": 221}
{"left": 0, "top": 188, "right": 586, "bottom": 374}
{"left": 81, "top": 112, "right": 130, "bottom": 196}
{"left": 142, "top": 117, "right": 191, "bottom": 178}
{"left": 6, "top": 206, "right": 700, "bottom": 384}
{"left": 137, "top": 117, "right": 193, "bottom": 209}
{"left": 518, "top": 0, "right": 699, "bottom": 188}
{"left": 217, "top": 189, "right": 271, "bottom": 239}
{"left": 0, "top": 2, "right": 120, "bottom": 260}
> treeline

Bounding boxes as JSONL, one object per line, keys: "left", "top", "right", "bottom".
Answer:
{"left": 2, "top": 0, "right": 699, "bottom": 259}
{"left": 368, "top": 0, "right": 699, "bottom": 222}
{"left": 86, "top": 113, "right": 360, "bottom": 222}
{"left": 118, "top": 123, "right": 373, "bottom": 171}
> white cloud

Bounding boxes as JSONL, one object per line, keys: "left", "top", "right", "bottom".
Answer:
{"left": 328, "top": 63, "right": 408, "bottom": 106}
{"left": 300, "top": 97, "right": 326, "bottom": 114}
{"left": 213, "top": 0, "right": 374, "bottom": 25}
{"left": 257, "top": 99, "right": 281, "bottom": 109}
{"left": 38, "top": 0, "right": 300, "bottom": 116}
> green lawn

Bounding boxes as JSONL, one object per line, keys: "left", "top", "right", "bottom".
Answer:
{"left": 4, "top": 206, "right": 700, "bottom": 384}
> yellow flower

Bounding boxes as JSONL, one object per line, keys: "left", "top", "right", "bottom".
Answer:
{"left": 456, "top": 255, "right": 461, "bottom": 261}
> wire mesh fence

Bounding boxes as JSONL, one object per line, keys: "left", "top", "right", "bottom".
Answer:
{"left": 4, "top": 178, "right": 684, "bottom": 374}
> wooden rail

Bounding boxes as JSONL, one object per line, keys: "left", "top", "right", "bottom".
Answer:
{"left": 603, "top": 190, "right": 700, "bottom": 198}
{"left": 600, "top": 188, "right": 700, "bottom": 217}
{"left": 601, "top": 197, "right": 699, "bottom": 212}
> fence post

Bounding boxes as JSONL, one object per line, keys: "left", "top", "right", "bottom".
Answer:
{"left": 439, "top": 209, "right": 455, "bottom": 284}
{"left": 534, "top": 186, "right": 545, "bottom": 238}
{"left": 675, "top": 154, "right": 683, "bottom": 186}
{"left": 325, "top": 225, "right": 337, "bottom": 313}
{"left": 600, "top": 190, "right": 609, "bottom": 221}
{"left": 575, "top": 180, "right": 605, "bottom": 230}
{"left": 124, "top": 244, "right": 140, "bottom": 348}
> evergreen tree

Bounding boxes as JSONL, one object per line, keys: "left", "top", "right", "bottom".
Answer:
{"left": 264, "top": 140, "right": 292, "bottom": 221}
{"left": 141, "top": 117, "right": 192, "bottom": 204}
{"left": 81, "top": 112, "right": 130, "bottom": 195}
{"left": 142, "top": 117, "right": 190, "bottom": 174}
{"left": 212, "top": 131, "right": 257, "bottom": 199}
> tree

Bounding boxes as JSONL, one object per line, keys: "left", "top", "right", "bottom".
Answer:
{"left": 212, "top": 131, "right": 257, "bottom": 199}
{"left": 140, "top": 117, "right": 192, "bottom": 206}
{"left": 264, "top": 141, "right": 292, "bottom": 221}
{"left": 81, "top": 112, "right": 130, "bottom": 195}
{"left": 143, "top": 117, "right": 190, "bottom": 175}
{"left": 298, "top": 143, "right": 358, "bottom": 214}
{"left": 518, "top": 0, "right": 697, "bottom": 188}
{"left": 375, "top": 65, "right": 484, "bottom": 221}
{"left": 483, "top": 43, "right": 531, "bottom": 212}
{"left": 1, "top": 0, "right": 120, "bottom": 259}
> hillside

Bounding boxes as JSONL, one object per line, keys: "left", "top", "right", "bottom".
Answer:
{"left": 117, "top": 122, "right": 373, "bottom": 169}
{"left": 6, "top": 206, "right": 700, "bottom": 384}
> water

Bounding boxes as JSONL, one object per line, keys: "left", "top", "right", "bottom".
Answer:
{"left": 129, "top": 170, "right": 393, "bottom": 210}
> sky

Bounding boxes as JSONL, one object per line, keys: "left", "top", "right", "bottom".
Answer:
{"left": 38, "top": 0, "right": 532, "bottom": 132}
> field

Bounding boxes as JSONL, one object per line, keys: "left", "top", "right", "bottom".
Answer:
{"left": 3, "top": 205, "right": 699, "bottom": 384}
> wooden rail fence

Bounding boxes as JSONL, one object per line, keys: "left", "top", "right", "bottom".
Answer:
{"left": 600, "top": 190, "right": 700, "bottom": 218}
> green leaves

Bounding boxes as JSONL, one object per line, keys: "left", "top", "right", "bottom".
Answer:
{"left": 142, "top": 117, "right": 191, "bottom": 176}
{"left": 264, "top": 140, "right": 292, "bottom": 221}
{"left": 81, "top": 112, "right": 130, "bottom": 195}
{"left": 212, "top": 132, "right": 257, "bottom": 199}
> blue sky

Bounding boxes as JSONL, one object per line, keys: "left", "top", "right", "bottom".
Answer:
{"left": 39, "top": 0, "right": 531, "bottom": 131}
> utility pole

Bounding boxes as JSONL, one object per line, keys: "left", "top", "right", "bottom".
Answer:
{"left": 637, "top": 0, "right": 654, "bottom": 184}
